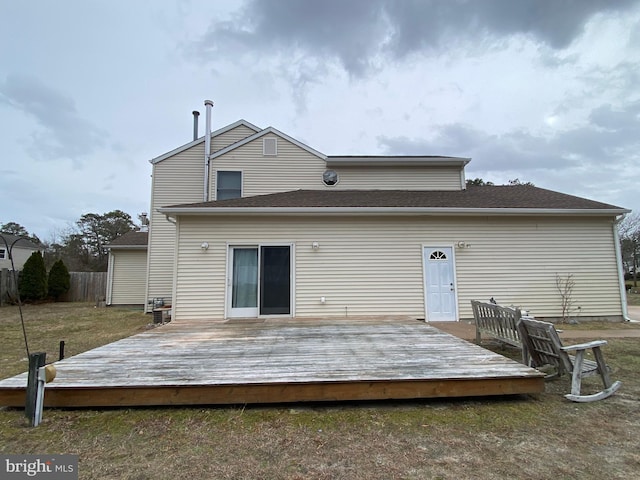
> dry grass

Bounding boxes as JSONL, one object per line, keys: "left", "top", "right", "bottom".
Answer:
{"left": 559, "top": 321, "right": 640, "bottom": 330}
{"left": 626, "top": 292, "right": 640, "bottom": 305}
{"left": 0, "top": 303, "right": 149, "bottom": 379}
{"left": 1, "top": 304, "right": 639, "bottom": 479}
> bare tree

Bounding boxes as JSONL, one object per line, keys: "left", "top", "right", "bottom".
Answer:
{"left": 556, "top": 273, "right": 577, "bottom": 324}
{"left": 507, "top": 178, "right": 535, "bottom": 186}
{"left": 618, "top": 212, "right": 640, "bottom": 288}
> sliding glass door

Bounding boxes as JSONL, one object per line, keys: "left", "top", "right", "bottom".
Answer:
{"left": 228, "top": 245, "right": 291, "bottom": 318}
{"left": 260, "top": 246, "right": 291, "bottom": 315}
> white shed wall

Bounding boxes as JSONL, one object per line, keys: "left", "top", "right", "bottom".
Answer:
{"left": 109, "top": 250, "right": 147, "bottom": 305}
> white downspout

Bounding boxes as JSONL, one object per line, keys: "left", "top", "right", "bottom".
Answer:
{"left": 204, "top": 100, "right": 214, "bottom": 202}
{"left": 106, "top": 250, "right": 114, "bottom": 305}
{"left": 613, "top": 218, "right": 632, "bottom": 321}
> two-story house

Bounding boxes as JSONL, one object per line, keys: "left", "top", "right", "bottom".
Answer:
{"left": 107, "top": 101, "right": 630, "bottom": 323}
{"left": 0, "top": 234, "right": 42, "bottom": 271}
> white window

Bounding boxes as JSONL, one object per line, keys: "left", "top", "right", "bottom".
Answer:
{"left": 216, "top": 171, "right": 242, "bottom": 200}
{"left": 263, "top": 137, "right": 277, "bottom": 156}
{"left": 429, "top": 250, "right": 447, "bottom": 260}
{"left": 0, "top": 248, "right": 5, "bottom": 259}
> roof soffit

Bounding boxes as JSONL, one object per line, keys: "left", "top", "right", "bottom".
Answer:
{"left": 326, "top": 156, "right": 471, "bottom": 167}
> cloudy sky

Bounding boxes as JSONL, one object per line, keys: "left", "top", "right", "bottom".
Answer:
{"left": 1, "top": 0, "right": 639, "bottom": 240}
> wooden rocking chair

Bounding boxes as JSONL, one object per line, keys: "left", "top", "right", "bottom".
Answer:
{"left": 516, "top": 317, "right": 621, "bottom": 402}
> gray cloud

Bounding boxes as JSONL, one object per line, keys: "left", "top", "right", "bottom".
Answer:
{"left": 589, "top": 102, "right": 640, "bottom": 131}
{"left": 378, "top": 101, "right": 640, "bottom": 173}
{"left": 0, "top": 74, "right": 107, "bottom": 165}
{"left": 194, "top": 0, "right": 640, "bottom": 76}
{"left": 378, "top": 125, "right": 568, "bottom": 171}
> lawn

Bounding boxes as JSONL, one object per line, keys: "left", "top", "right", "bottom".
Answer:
{"left": 1, "top": 303, "right": 639, "bottom": 479}
{"left": 626, "top": 291, "right": 640, "bottom": 305}
{"left": 0, "top": 303, "right": 149, "bottom": 378}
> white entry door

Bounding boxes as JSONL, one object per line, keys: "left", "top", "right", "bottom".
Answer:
{"left": 424, "top": 247, "right": 457, "bottom": 321}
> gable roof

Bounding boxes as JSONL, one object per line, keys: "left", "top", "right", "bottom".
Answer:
{"left": 211, "top": 126, "right": 327, "bottom": 160}
{"left": 149, "top": 119, "right": 261, "bottom": 164}
{"left": 107, "top": 231, "right": 149, "bottom": 249}
{"left": 0, "top": 234, "right": 41, "bottom": 250}
{"left": 159, "top": 185, "right": 628, "bottom": 217}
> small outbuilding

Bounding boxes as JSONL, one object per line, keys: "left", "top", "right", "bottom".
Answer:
{"left": 106, "top": 231, "right": 148, "bottom": 306}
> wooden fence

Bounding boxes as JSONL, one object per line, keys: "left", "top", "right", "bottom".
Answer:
{"left": 61, "top": 272, "right": 107, "bottom": 302}
{"left": 0, "top": 269, "right": 107, "bottom": 305}
{"left": 0, "top": 268, "right": 19, "bottom": 306}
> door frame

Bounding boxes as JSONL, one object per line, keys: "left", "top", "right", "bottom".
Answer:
{"left": 227, "top": 246, "right": 260, "bottom": 318}
{"left": 225, "top": 243, "right": 295, "bottom": 319}
{"left": 421, "top": 244, "right": 459, "bottom": 322}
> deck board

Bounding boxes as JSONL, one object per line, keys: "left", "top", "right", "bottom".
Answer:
{"left": 0, "top": 317, "right": 544, "bottom": 407}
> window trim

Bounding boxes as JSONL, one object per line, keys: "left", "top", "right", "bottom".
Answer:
{"left": 225, "top": 242, "right": 295, "bottom": 319}
{"left": 215, "top": 170, "right": 243, "bottom": 200}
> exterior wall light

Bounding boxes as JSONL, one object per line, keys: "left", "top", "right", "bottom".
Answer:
{"left": 312, "top": 242, "right": 320, "bottom": 250}
{"left": 200, "top": 242, "right": 209, "bottom": 251}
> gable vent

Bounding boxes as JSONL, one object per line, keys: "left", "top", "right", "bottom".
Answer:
{"left": 263, "top": 137, "right": 277, "bottom": 156}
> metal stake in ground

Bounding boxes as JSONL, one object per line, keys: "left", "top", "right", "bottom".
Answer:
{"left": 25, "top": 352, "right": 46, "bottom": 426}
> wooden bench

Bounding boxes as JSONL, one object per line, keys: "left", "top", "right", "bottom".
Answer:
{"left": 517, "top": 317, "right": 622, "bottom": 402}
{"left": 471, "top": 300, "right": 523, "bottom": 349}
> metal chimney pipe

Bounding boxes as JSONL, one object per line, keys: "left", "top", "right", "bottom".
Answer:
{"left": 203, "top": 100, "right": 214, "bottom": 202}
{"left": 192, "top": 111, "right": 200, "bottom": 141}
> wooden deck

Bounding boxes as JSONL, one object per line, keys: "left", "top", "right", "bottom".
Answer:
{"left": 0, "top": 317, "right": 544, "bottom": 407}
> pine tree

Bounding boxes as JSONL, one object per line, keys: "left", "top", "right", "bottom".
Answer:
{"left": 19, "top": 251, "right": 48, "bottom": 301}
{"left": 48, "top": 259, "right": 71, "bottom": 301}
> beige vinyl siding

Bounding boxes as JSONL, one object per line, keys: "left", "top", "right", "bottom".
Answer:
{"left": 211, "top": 124, "right": 257, "bottom": 153}
{"left": 211, "top": 135, "right": 464, "bottom": 196}
{"left": 110, "top": 250, "right": 147, "bottom": 304}
{"left": 147, "top": 125, "right": 257, "bottom": 305}
{"left": 0, "top": 247, "right": 40, "bottom": 270}
{"left": 453, "top": 217, "right": 621, "bottom": 320}
{"left": 333, "top": 166, "right": 462, "bottom": 190}
{"left": 210, "top": 134, "right": 327, "bottom": 197}
{"left": 172, "top": 215, "right": 623, "bottom": 321}
{"left": 147, "top": 142, "right": 203, "bottom": 304}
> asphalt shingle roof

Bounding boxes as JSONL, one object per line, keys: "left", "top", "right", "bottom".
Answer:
{"left": 164, "top": 186, "right": 625, "bottom": 212}
{"left": 0, "top": 234, "right": 41, "bottom": 250}
{"left": 107, "top": 231, "right": 149, "bottom": 248}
